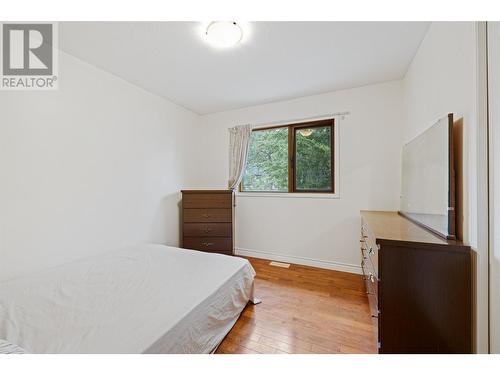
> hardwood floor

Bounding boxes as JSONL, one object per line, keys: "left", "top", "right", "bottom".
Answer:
{"left": 215, "top": 257, "right": 378, "bottom": 354}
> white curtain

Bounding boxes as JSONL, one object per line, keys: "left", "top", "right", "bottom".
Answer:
{"left": 228, "top": 124, "right": 253, "bottom": 190}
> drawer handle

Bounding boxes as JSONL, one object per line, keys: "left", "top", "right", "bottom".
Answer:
{"left": 363, "top": 273, "right": 375, "bottom": 282}
{"left": 202, "top": 242, "right": 214, "bottom": 247}
{"left": 204, "top": 228, "right": 213, "bottom": 233}
{"left": 203, "top": 213, "right": 211, "bottom": 218}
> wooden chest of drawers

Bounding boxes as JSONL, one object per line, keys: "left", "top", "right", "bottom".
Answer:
{"left": 360, "top": 211, "right": 472, "bottom": 354}
{"left": 181, "top": 190, "right": 234, "bottom": 256}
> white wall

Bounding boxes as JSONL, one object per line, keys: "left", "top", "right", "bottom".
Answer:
{"left": 402, "top": 22, "right": 488, "bottom": 353}
{"left": 198, "top": 81, "right": 404, "bottom": 273}
{"left": 403, "top": 22, "right": 478, "bottom": 245}
{"left": 488, "top": 21, "right": 500, "bottom": 354}
{"left": 0, "top": 51, "right": 200, "bottom": 281}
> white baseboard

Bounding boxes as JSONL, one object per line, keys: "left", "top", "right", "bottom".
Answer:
{"left": 235, "top": 247, "right": 362, "bottom": 275}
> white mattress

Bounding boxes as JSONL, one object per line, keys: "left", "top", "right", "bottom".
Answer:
{"left": 0, "top": 244, "right": 255, "bottom": 353}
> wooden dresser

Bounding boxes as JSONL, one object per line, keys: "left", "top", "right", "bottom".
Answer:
{"left": 360, "top": 210, "right": 472, "bottom": 354}
{"left": 181, "top": 190, "right": 234, "bottom": 256}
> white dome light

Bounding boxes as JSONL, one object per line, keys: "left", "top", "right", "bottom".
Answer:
{"left": 205, "top": 22, "right": 243, "bottom": 48}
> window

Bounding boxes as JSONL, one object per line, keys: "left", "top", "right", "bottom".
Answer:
{"left": 241, "top": 119, "right": 335, "bottom": 193}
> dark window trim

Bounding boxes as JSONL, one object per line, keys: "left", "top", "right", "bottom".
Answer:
{"left": 240, "top": 118, "right": 335, "bottom": 194}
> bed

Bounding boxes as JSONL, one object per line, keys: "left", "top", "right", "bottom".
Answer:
{"left": 0, "top": 244, "right": 256, "bottom": 353}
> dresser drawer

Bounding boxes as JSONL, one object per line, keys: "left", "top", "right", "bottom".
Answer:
{"left": 361, "top": 248, "right": 376, "bottom": 277}
{"left": 365, "top": 270, "right": 378, "bottom": 298}
{"left": 182, "top": 193, "right": 232, "bottom": 209}
{"left": 363, "top": 246, "right": 378, "bottom": 278}
{"left": 183, "top": 237, "right": 232, "bottom": 254}
{"left": 362, "top": 230, "right": 378, "bottom": 255}
{"left": 183, "top": 223, "right": 232, "bottom": 237}
{"left": 367, "top": 292, "right": 379, "bottom": 320}
{"left": 362, "top": 265, "right": 379, "bottom": 317}
{"left": 362, "top": 220, "right": 378, "bottom": 250}
{"left": 183, "top": 209, "right": 232, "bottom": 223}
{"left": 361, "top": 237, "right": 379, "bottom": 279}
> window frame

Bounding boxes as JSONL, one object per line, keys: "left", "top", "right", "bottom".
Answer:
{"left": 240, "top": 118, "right": 335, "bottom": 194}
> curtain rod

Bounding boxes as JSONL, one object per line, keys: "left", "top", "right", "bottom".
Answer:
{"left": 245, "top": 111, "right": 351, "bottom": 129}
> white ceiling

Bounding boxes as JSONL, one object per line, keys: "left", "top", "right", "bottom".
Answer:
{"left": 60, "top": 22, "right": 430, "bottom": 115}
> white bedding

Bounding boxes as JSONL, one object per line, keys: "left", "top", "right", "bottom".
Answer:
{"left": 0, "top": 244, "right": 255, "bottom": 353}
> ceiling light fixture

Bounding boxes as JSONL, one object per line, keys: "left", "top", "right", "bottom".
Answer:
{"left": 205, "top": 21, "right": 243, "bottom": 48}
{"left": 299, "top": 128, "right": 314, "bottom": 137}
